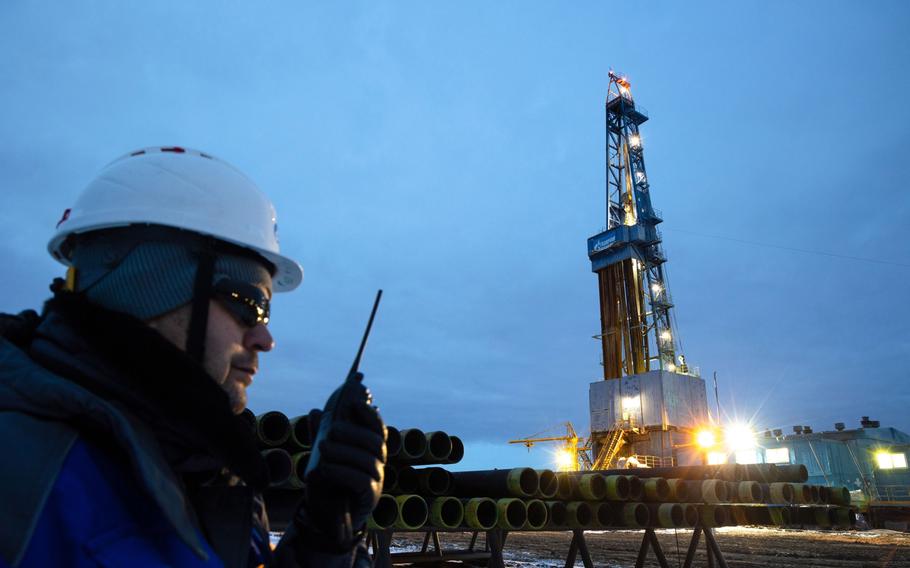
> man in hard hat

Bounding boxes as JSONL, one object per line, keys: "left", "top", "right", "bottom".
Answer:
{"left": 0, "top": 147, "right": 385, "bottom": 567}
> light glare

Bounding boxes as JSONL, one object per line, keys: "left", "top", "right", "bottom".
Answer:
{"left": 707, "top": 452, "right": 727, "bottom": 465}
{"left": 696, "top": 429, "right": 716, "bottom": 449}
{"left": 555, "top": 448, "right": 576, "bottom": 471}
{"left": 725, "top": 423, "right": 756, "bottom": 451}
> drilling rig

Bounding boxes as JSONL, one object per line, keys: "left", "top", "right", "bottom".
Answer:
{"left": 586, "top": 72, "right": 709, "bottom": 468}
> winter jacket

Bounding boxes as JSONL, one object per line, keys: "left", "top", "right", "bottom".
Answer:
{"left": 0, "top": 298, "right": 369, "bottom": 567}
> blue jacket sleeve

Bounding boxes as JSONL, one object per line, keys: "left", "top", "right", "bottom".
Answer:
{"left": 17, "top": 439, "right": 223, "bottom": 568}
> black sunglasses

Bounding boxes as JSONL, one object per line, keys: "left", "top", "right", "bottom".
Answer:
{"left": 213, "top": 279, "right": 270, "bottom": 327}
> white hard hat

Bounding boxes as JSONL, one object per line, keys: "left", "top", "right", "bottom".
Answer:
{"left": 48, "top": 146, "right": 303, "bottom": 292}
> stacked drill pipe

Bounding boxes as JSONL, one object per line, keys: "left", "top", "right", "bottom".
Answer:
{"left": 242, "top": 409, "right": 313, "bottom": 488}
{"left": 250, "top": 415, "right": 856, "bottom": 533}
{"left": 369, "top": 462, "right": 856, "bottom": 531}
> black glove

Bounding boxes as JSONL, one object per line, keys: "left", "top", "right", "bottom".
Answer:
{"left": 297, "top": 374, "right": 386, "bottom": 551}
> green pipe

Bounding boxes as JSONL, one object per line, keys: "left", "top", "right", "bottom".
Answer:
{"left": 462, "top": 497, "right": 497, "bottom": 530}
{"left": 451, "top": 468, "right": 539, "bottom": 498}
{"left": 523, "top": 499, "right": 548, "bottom": 530}
{"left": 736, "top": 481, "right": 761, "bottom": 503}
{"left": 279, "top": 451, "right": 309, "bottom": 489}
{"left": 556, "top": 472, "right": 577, "bottom": 500}
{"left": 604, "top": 475, "right": 630, "bottom": 500}
{"left": 697, "top": 505, "right": 728, "bottom": 528}
{"left": 775, "top": 464, "right": 808, "bottom": 483}
{"left": 769, "top": 482, "right": 795, "bottom": 504}
{"left": 429, "top": 496, "right": 463, "bottom": 529}
{"left": 417, "top": 467, "right": 452, "bottom": 496}
{"left": 698, "top": 479, "right": 727, "bottom": 503}
{"left": 625, "top": 476, "right": 643, "bottom": 501}
{"left": 611, "top": 502, "right": 649, "bottom": 528}
{"left": 828, "top": 486, "right": 851, "bottom": 506}
{"left": 666, "top": 478, "right": 689, "bottom": 502}
{"left": 544, "top": 500, "right": 568, "bottom": 529}
{"left": 809, "top": 485, "right": 821, "bottom": 504}
{"left": 382, "top": 464, "right": 398, "bottom": 493}
{"left": 368, "top": 494, "right": 399, "bottom": 530}
{"left": 256, "top": 411, "right": 290, "bottom": 447}
{"left": 831, "top": 507, "right": 856, "bottom": 528}
{"left": 394, "top": 494, "right": 428, "bottom": 530}
{"left": 589, "top": 501, "right": 613, "bottom": 528}
{"left": 647, "top": 503, "right": 684, "bottom": 528}
{"left": 286, "top": 414, "right": 312, "bottom": 450}
{"left": 682, "top": 503, "right": 699, "bottom": 527}
{"left": 398, "top": 428, "right": 428, "bottom": 461}
{"left": 261, "top": 448, "right": 292, "bottom": 487}
{"left": 385, "top": 426, "right": 401, "bottom": 458}
{"left": 536, "top": 469, "right": 558, "bottom": 499}
{"left": 726, "top": 504, "right": 750, "bottom": 526}
{"left": 565, "top": 501, "right": 593, "bottom": 529}
{"left": 576, "top": 473, "right": 606, "bottom": 500}
{"left": 496, "top": 498, "right": 527, "bottom": 530}
{"left": 642, "top": 478, "right": 670, "bottom": 501}
{"left": 791, "top": 483, "right": 811, "bottom": 504}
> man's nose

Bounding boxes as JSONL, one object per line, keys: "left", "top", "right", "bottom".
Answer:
{"left": 244, "top": 324, "right": 274, "bottom": 352}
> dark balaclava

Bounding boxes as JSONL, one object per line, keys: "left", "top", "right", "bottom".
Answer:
{"left": 69, "top": 231, "right": 272, "bottom": 322}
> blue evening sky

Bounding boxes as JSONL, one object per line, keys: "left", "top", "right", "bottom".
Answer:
{"left": 1, "top": 2, "right": 907, "bottom": 470}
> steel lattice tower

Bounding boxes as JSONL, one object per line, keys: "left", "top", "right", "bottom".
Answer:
{"left": 588, "top": 72, "right": 686, "bottom": 380}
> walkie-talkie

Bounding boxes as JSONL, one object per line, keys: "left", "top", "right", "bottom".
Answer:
{"left": 304, "top": 289, "right": 383, "bottom": 545}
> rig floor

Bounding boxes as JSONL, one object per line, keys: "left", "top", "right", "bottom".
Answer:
{"left": 390, "top": 527, "right": 910, "bottom": 567}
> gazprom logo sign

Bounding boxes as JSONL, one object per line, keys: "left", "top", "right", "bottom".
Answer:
{"left": 591, "top": 234, "right": 616, "bottom": 254}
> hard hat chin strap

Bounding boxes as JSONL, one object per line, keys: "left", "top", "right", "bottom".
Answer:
{"left": 186, "top": 245, "right": 216, "bottom": 364}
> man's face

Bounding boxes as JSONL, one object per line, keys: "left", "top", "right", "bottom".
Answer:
{"left": 204, "top": 293, "right": 274, "bottom": 413}
{"left": 148, "top": 284, "right": 274, "bottom": 414}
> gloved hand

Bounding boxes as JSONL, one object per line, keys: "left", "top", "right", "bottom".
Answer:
{"left": 296, "top": 373, "right": 386, "bottom": 551}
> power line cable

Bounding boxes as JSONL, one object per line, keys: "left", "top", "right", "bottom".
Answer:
{"left": 665, "top": 228, "right": 910, "bottom": 269}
